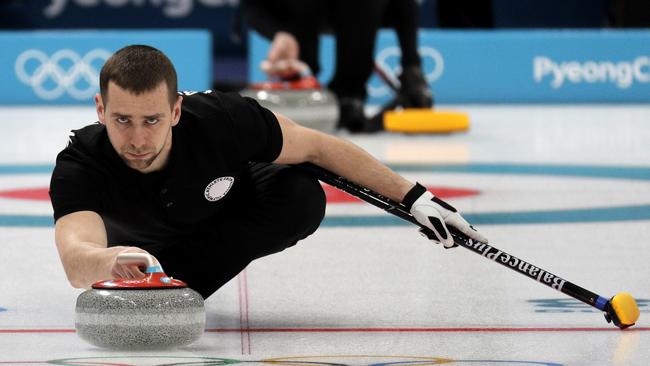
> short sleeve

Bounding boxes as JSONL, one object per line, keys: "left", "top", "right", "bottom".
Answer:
{"left": 218, "top": 92, "right": 283, "bottom": 163}
{"left": 49, "top": 148, "right": 102, "bottom": 221}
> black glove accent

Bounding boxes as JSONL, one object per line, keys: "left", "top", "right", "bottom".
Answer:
{"left": 402, "top": 182, "right": 427, "bottom": 210}
{"left": 428, "top": 217, "right": 448, "bottom": 239}
{"left": 419, "top": 228, "right": 458, "bottom": 249}
{"left": 432, "top": 196, "right": 458, "bottom": 213}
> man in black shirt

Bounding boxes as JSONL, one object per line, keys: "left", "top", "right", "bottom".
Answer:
{"left": 50, "top": 45, "right": 486, "bottom": 299}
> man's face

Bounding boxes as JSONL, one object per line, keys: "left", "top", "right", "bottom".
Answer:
{"left": 95, "top": 81, "right": 182, "bottom": 173}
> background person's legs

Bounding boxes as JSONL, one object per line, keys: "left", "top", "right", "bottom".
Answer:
{"left": 328, "top": 0, "right": 387, "bottom": 100}
{"left": 154, "top": 163, "right": 326, "bottom": 299}
{"left": 384, "top": 0, "right": 421, "bottom": 70}
{"left": 280, "top": 0, "right": 324, "bottom": 76}
{"left": 328, "top": 0, "right": 389, "bottom": 132}
{"left": 383, "top": 0, "right": 433, "bottom": 108}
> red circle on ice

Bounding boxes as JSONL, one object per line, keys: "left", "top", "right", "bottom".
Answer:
{"left": 322, "top": 184, "right": 480, "bottom": 203}
{"left": 0, "top": 185, "right": 481, "bottom": 203}
{"left": 0, "top": 188, "right": 50, "bottom": 201}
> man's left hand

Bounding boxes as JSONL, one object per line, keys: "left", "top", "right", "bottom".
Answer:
{"left": 403, "top": 183, "right": 487, "bottom": 248}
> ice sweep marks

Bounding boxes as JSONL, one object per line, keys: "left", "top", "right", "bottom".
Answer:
{"left": 263, "top": 356, "right": 562, "bottom": 366}
{"left": 44, "top": 356, "right": 564, "bottom": 366}
{"left": 528, "top": 298, "right": 650, "bottom": 313}
{"left": 48, "top": 356, "right": 239, "bottom": 365}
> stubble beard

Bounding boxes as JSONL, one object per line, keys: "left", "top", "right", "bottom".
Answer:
{"left": 126, "top": 153, "right": 157, "bottom": 170}
{"left": 121, "top": 148, "right": 160, "bottom": 171}
{"left": 122, "top": 127, "right": 172, "bottom": 172}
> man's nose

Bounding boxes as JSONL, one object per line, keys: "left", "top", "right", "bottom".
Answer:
{"left": 130, "top": 125, "right": 148, "bottom": 149}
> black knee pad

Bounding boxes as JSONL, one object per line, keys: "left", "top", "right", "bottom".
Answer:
{"left": 275, "top": 167, "right": 326, "bottom": 239}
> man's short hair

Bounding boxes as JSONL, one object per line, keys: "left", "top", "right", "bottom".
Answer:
{"left": 100, "top": 45, "right": 178, "bottom": 106}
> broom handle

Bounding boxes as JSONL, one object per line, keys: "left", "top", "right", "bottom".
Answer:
{"left": 297, "top": 162, "right": 610, "bottom": 312}
{"left": 374, "top": 62, "right": 401, "bottom": 91}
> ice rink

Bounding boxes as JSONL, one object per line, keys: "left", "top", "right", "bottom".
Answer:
{"left": 0, "top": 104, "right": 649, "bottom": 365}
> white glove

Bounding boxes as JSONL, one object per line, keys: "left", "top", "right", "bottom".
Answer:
{"left": 402, "top": 183, "right": 487, "bottom": 248}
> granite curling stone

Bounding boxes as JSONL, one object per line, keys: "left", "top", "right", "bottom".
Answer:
{"left": 240, "top": 76, "right": 339, "bottom": 133}
{"left": 75, "top": 253, "right": 205, "bottom": 349}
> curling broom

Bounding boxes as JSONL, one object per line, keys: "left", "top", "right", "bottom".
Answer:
{"left": 298, "top": 162, "right": 640, "bottom": 329}
{"left": 371, "top": 63, "right": 470, "bottom": 134}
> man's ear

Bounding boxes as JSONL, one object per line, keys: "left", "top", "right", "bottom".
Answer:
{"left": 95, "top": 93, "right": 106, "bottom": 124}
{"left": 171, "top": 95, "right": 183, "bottom": 127}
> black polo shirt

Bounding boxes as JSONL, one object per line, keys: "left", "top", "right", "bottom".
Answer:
{"left": 49, "top": 90, "right": 283, "bottom": 246}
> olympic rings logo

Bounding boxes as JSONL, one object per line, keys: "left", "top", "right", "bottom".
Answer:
{"left": 14, "top": 48, "right": 112, "bottom": 100}
{"left": 369, "top": 46, "right": 444, "bottom": 98}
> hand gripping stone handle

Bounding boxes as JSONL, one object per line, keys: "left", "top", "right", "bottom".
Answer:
{"left": 296, "top": 162, "right": 640, "bottom": 329}
{"left": 116, "top": 253, "right": 163, "bottom": 273}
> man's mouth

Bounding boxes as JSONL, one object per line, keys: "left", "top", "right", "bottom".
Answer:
{"left": 126, "top": 152, "right": 152, "bottom": 159}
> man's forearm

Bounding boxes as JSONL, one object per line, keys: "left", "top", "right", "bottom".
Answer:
{"left": 54, "top": 211, "right": 117, "bottom": 288}
{"left": 57, "top": 241, "right": 122, "bottom": 289}
{"left": 310, "top": 134, "right": 414, "bottom": 202}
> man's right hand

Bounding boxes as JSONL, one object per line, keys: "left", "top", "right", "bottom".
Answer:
{"left": 262, "top": 31, "right": 308, "bottom": 79}
{"left": 268, "top": 31, "right": 299, "bottom": 64}
{"left": 55, "top": 211, "right": 162, "bottom": 288}
{"left": 109, "top": 247, "right": 159, "bottom": 280}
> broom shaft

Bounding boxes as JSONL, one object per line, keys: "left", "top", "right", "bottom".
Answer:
{"left": 298, "top": 163, "right": 609, "bottom": 311}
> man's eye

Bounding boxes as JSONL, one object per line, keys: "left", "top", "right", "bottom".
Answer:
{"left": 116, "top": 117, "right": 129, "bottom": 124}
{"left": 146, "top": 118, "right": 159, "bottom": 125}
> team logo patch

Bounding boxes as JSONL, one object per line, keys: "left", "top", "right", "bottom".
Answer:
{"left": 204, "top": 177, "right": 234, "bottom": 202}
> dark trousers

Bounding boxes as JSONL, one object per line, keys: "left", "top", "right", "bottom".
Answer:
{"left": 244, "top": 0, "right": 421, "bottom": 100}
{"left": 326, "top": 0, "right": 422, "bottom": 99}
{"left": 151, "top": 163, "right": 326, "bottom": 299}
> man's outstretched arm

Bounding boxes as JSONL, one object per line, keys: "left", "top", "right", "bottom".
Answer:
{"left": 272, "top": 113, "right": 414, "bottom": 202}
{"left": 272, "top": 112, "right": 487, "bottom": 245}
{"left": 55, "top": 211, "right": 153, "bottom": 288}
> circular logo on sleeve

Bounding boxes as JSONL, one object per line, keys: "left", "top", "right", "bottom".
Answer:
{"left": 204, "top": 177, "right": 234, "bottom": 202}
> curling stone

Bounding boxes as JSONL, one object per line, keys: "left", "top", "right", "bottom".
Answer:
{"left": 75, "top": 253, "right": 205, "bottom": 349}
{"left": 240, "top": 76, "right": 339, "bottom": 133}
